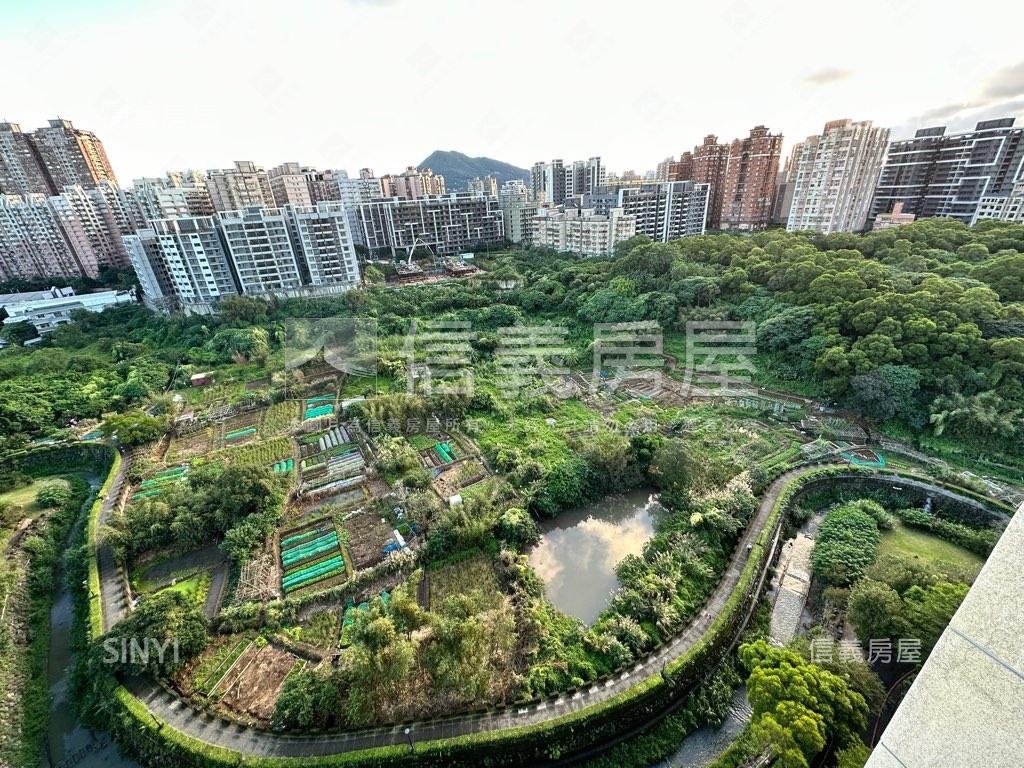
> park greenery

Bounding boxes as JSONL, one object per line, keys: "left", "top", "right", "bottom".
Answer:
{"left": 0, "top": 219, "right": 1021, "bottom": 767}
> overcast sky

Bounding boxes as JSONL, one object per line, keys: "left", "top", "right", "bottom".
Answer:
{"left": 4, "top": 0, "right": 1024, "bottom": 182}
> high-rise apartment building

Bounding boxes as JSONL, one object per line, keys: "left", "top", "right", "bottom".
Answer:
{"left": 531, "top": 159, "right": 566, "bottom": 204}
{"left": 786, "top": 119, "right": 890, "bottom": 234}
{"left": 771, "top": 146, "right": 800, "bottom": 225}
{"left": 218, "top": 207, "right": 304, "bottom": 295}
{"left": 206, "top": 161, "right": 274, "bottom": 212}
{"left": 124, "top": 217, "right": 238, "bottom": 312}
{"left": 719, "top": 125, "right": 783, "bottom": 230}
{"left": 49, "top": 183, "right": 136, "bottom": 271}
{"left": 691, "top": 135, "right": 730, "bottom": 228}
{"left": 0, "top": 123, "right": 53, "bottom": 196}
{"left": 530, "top": 158, "right": 603, "bottom": 205}
{"left": 467, "top": 175, "right": 498, "bottom": 197}
{"left": 131, "top": 172, "right": 214, "bottom": 221}
{"left": 0, "top": 180, "right": 139, "bottom": 281}
{"left": 0, "top": 194, "right": 88, "bottom": 281}
{"left": 532, "top": 206, "right": 636, "bottom": 258}
{"left": 333, "top": 173, "right": 383, "bottom": 246}
{"left": 268, "top": 162, "right": 315, "bottom": 208}
{"left": 869, "top": 118, "right": 1024, "bottom": 225}
{"left": 30, "top": 119, "right": 117, "bottom": 190}
{"left": 565, "top": 157, "right": 605, "bottom": 198}
{"left": 667, "top": 152, "right": 694, "bottom": 182}
{"left": 616, "top": 181, "right": 709, "bottom": 241}
{"left": 499, "top": 180, "right": 537, "bottom": 245}
{"left": 379, "top": 167, "right": 446, "bottom": 198}
{"left": 358, "top": 194, "right": 504, "bottom": 257}
{"left": 287, "top": 202, "right": 361, "bottom": 287}
{"left": 125, "top": 203, "right": 362, "bottom": 313}
{"left": 972, "top": 183, "right": 1024, "bottom": 224}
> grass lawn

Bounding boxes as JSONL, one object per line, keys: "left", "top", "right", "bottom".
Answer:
{"left": 879, "top": 521, "right": 984, "bottom": 583}
{"left": 155, "top": 572, "right": 211, "bottom": 604}
{"left": 0, "top": 477, "right": 72, "bottom": 546}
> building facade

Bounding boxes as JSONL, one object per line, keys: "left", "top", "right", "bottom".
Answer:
{"left": 719, "top": 125, "right": 783, "bottom": 230}
{"left": 499, "top": 180, "right": 537, "bottom": 245}
{"left": 691, "top": 135, "right": 730, "bottom": 228}
{"left": 287, "top": 202, "right": 362, "bottom": 287}
{"left": 530, "top": 158, "right": 603, "bottom": 205}
{"left": 786, "top": 119, "right": 890, "bottom": 234}
{"left": 358, "top": 193, "right": 504, "bottom": 257}
{"left": 467, "top": 175, "right": 498, "bottom": 197}
{"left": 869, "top": 118, "right": 1024, "bottom": 226}
{"left": 268, "top": 162, "right": 315, "bottom": 208}
{"left": 0, "top": 286, "right": 136, "bottom": 334}
{"left": 0, "top": 194, "right": 88, "bottom": 280}
{"left": 531, "top": 159, "right": 566, "bottom": 204}
{"left": 124, "top": 216, "right": 239, "bottom": 312}
{"left": 532, "top": 206, "right": 636, "bottom": 258}
{"left": 131, "top": 172, "right": 214, "bottom": 221}
{"left": 206, "top": 161, "right": 274, "bottom": 212}
{"left": 616, "top": 181, "right": 709, "bottom": 241}
{"left": 0, "top": 122, "right": 54, "bottom": 196}
{"left": 29, "top": 119, "right": 117, "bottom": 190}
{"left": 972, "top": 183, "right": 1024, "bottom": 224}
{"left": 379, "top": 167, "right": 446, "bottom": 198}
{"left": 333, "top": 173, "right": 383, "bottom": 246}
{"left": 218, "top": 207, "right": 304, "bottom": 295}
{"left": 871, "top": 201, "right": 916, "bottom": 230}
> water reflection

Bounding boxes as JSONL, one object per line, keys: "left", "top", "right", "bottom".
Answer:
{"left": 529, "top": 487, "right": 663, "bottom": 624}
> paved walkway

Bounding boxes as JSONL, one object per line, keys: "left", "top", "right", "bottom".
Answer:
{"left": 105, "top": 467, "right": 805, "bottom": 758}
{"left": 769, "top": 532, "right": 814, "bottom": 644}
{"left": 97, "top": 450, "right": 130, "bottom": 633}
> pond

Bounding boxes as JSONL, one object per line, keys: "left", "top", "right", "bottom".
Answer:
{"left": 529, "top": 487, "right": 664, "bottom": 624}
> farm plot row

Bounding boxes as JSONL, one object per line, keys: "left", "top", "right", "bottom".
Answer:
{"left": 131, "top": 464, "right": 190, "bottom": 500}
{"left": 181, "top": 635, "right": 301, "bottom": 726}
{"left": 278, "top": 521, "right": 347, "bottom": 594}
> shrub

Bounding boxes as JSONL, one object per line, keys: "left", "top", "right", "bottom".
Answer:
{"left": 811, "top": 503, "right": 880, "bottom": 586}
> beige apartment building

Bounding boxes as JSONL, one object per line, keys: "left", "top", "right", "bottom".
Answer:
{"left": 532, "top": 206, "right": 636, "bottom": 258}
{"left": 206, "top": 161, "right": 275, "bottom": 212}
{"left": 786, "top": 119, "right": 890, "bottom": 234}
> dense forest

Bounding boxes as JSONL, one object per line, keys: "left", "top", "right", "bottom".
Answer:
{"left": 2, "top": 218, "right": 1022, "bottom": 467}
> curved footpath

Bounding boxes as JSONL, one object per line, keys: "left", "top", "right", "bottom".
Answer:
{"left": 102, "top": 466, "right": 804, "bottom": 759}
{"left": 96, "top": 462, "right": 1005, "bottom": 760}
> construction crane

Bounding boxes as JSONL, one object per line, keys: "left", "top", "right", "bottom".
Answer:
{"left": 401, "top": 235, "right": 436, "bottom": 266}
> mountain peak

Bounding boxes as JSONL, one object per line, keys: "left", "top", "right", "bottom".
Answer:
{"left": 417, "top": 150, "right": 529, "bottom": 193}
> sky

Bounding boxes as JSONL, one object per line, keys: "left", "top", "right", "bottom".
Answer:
{"left": 3, "top": 0, "right": 1024, "bottom": 183}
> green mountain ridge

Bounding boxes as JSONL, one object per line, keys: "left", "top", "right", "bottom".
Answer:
{"left": 417, "top": 150, "right": 530, "bottom": 193}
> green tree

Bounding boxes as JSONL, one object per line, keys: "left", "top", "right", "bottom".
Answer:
{"left": 35, "top": 482, "right": 71, "bottom": 508}
{"left": 849, "top": 578, "right": 905, "bottom": 644}
{"left": 741, "top": 640, "right": 868, "bottom": 768}
{"left": 100, "top": 410, "right": 168, "bottom": 446}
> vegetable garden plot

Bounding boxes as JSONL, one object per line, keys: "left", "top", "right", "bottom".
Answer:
{"left": 303, "top": 393, "right": 336, "bottom": 421}
{"left": 131, "top": 464, "right": 190, "bottom": 500}
{"left": 299, "top": 434, "right": 366, "bottom": 495}
{"left": 278, "top": 521, "right": 346, "bottom": 594}
{"left": 207, "top": 437, "right": 293, "bottom": 470}
{"left": 166, "top": 428, "right": 213, "bottom": 463}
{"left": 260, "top": 399, "right": 299, "bottom": 437}
{"left": 215, "top": 642, "right": 300, "bottom": 724}
{"left": 214, "top": 408, "right": 265, "bottom": 448}
{"left": 419, "top": 439, "right": 459, "bottom": 468}
{"left": 342, "top": 512, "right": 393, "bottom": 570}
